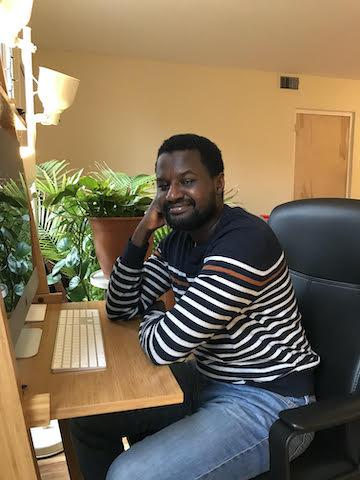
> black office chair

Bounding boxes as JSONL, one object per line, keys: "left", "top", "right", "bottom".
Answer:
{"left": 252, "top": 198, "right": 360, "bottom": 480}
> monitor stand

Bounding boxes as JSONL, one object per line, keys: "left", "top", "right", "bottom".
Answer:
{"left": 15, "top": 328, "right": 42, "bottom": 358}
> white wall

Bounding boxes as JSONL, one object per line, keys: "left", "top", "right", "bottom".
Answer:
{"left": 34, "top": 50, "right": 360, "bottom": 215}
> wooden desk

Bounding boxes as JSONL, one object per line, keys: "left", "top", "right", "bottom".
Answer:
{"left": 18, "top": 301, "right": 183, "bottom": 423}
{"left": 17, "top": 301, "right": 183, "bottom": 479}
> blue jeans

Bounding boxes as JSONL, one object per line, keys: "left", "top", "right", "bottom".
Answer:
{"left": 70, "top": 361, "right": 314, "bottom": 480}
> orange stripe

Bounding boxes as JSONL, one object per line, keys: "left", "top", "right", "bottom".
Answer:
{"left": 202, "top": 262, "right": 285, "bottom": 287}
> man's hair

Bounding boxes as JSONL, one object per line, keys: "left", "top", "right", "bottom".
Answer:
{"left": 157, "top": 134, "right": 224, "bottom": 177}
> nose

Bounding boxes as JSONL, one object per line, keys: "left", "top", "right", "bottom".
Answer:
{"left": 166, "top": 182, "right": 183, "bottom": 203}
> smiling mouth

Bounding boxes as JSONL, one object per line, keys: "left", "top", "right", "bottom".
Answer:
{"left": 168, "top": 204, "right": 192, "bottom": 215}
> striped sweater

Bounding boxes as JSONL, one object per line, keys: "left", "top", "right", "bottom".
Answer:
{"left": 106, "top": 205, "right": 320, "bottom": 396}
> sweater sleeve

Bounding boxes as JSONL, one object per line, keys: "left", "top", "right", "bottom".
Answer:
{"left": 138, "top": 244, "right": 287, "bottom": 365}
{"left": 106, "top": 239, "right": 171, "bottom": 320}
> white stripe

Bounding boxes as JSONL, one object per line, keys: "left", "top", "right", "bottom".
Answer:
{"left": 111, "top": 270, "right": 140, "bottom": 285}
{"left": 230, "top": 322, "right": 303, "bottom": 361}
{"left": 166, "top": 312, "right": 211, "bottom": 339}
{"left": 241, "top": 284, "right": 293, "bottom": 316}
{"left": 252, "top": 268, "right": 290, "bottom": 299}
{"left": 248, "top": 296, "right": 297, "bottom": 323}
{"left": 144, "top": 261, "right": 171, "bottom": 279}
{"left": 151, "top": 327, "right": 186, "bottom": 362}
{"left": 255, "top": 290, "right": 295, "bottom": 316}
{"left": 143, "top": 267, "right": 171, "bottom": 287}
{"left": 110, "top": 273, "right": 141, "bottom": 289}
{"left": 195, "top": 365, "right": 247, "bottom": 382}
{"left": 198, "top": 274, "right": 259, "bottom": 297}
{"left": 172, "top": 285, "right": 187, "bottom": 295}
{"left": 212, "top": 361, "right": 297, "bottom": 374}
{"left": 189, "top": 284, "right": 245, "bottom": 312}
{"left": 181, "top": 294, "right": 233, "bottom": 321}
{"left": 167, "top": 265, "right": 195, "bottom": 281}
{"left": 175, "top": 304, "right": 228, "bottom": 328}
{"left": 106, "top": 289, "right": 138, "bottom": 306}
{"left": 194, "top": 277, "right": 252, "bottom": 304}
{"left": 203, "top": 252, "right": 284, "bottom": 276}
{"left": 118, "top": 262, "right": 141, "bottom": 273}
{"left": 160, "top": 322, "right": 201, "bottom": 349}
{"left": 206, "top": 309, "right": 299, "bottom": 352}
{"left": 212, "top": 307, "right": 300, "bottom": 347}
{"left": 142, "top": 284, "right": 160, "bottom": 297}
{"left": 143, "top": 276, "right": 168, "bottom": 293}
{"left": 246, "top": 276, "right": 292, "bottom": 311}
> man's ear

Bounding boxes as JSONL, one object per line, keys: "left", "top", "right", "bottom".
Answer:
{"left": 215, "top": 173, "right": 225, "bottom": 196}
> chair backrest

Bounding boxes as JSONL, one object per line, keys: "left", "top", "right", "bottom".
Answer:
{"left": 269, "top": 199, "right": 360, "bottom": 400}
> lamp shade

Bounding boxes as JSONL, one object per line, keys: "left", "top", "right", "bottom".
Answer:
{"left": 37, "top": 67, "right": 80, "bottom": 125}
{"left": 0, "top": 0, "right": 33, "bottom": 45}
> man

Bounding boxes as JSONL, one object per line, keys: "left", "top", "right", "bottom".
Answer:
{"left": 71, "top": 134, "right": 319, "bottom": 480}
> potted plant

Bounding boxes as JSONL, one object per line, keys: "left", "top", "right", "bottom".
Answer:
{"left": 46, "top": 164, "right": 155, "bottom": 278}
{"left": 0, "top": 176, "right": 33, "bottom": 312}
{"left": 35, "top": 160, "right": 101, "bottom": 302}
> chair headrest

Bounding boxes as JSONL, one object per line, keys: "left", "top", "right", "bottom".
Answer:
{"left": 269, "top": 198, "right": 360, "bottom": 284}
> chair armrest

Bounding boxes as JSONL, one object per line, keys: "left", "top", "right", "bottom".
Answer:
{"left": 279, "top": 393, "right": 360, "bottom": 433}
{"left": 267, "top": 393, "right": 360, "bottom": 480}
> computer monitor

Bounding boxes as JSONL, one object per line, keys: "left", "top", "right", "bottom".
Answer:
{"left": 0, "top": 86, "right": 39, "bottom": 348}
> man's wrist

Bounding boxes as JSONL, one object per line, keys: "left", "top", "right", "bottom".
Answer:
{"left": 131, "top": 222, "right": 153, "bottom": 248}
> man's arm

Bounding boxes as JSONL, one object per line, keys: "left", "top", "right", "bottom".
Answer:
{"left": 139, "top": 252, "right": 287, "bottom": 365}
{"left": 106, "top": 240, "right": 171, "bottom": 320}
{"left": 106, "top": 194, "right": 169, "bottom": 320}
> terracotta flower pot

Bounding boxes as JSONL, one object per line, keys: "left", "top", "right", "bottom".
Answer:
{"left": 90, "top": 217, "right": 152, "bottom": 279}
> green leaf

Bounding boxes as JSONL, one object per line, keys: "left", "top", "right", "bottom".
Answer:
{"left": 79, "top": 259, "right": 90, "bottom": 280}
{"left": 7, "top": 254, "right": 28, "bottom": 275}
{"left": 15, "top": 241, "right": 31, "bottom": 258}
{"left": 52, "top": 258, "right": 67, "bottom": 275}
{"left": 56, "top": 237, "right": 72, "bottom": 252}
{"left": 65, "top": 247, "right": 80, "bottom": 268}
{"left": 14, "top": 282, "right": 25, "bottom": 296}
{"left": 0, "top": 226, "right": 14, "bottom": 241}
{"left": 82, "top": 233, "right": 93, "bottom": 252}
{"left": 68, "top": 275, "right": 81, "bottom": 290}
{"left": 0, "top": 190, "right": 26, "bottom": 208}
{"left": 67, "top": 284, "right": 86, "bottom": 302}
{"left": 79, "top": 176, "right": 99, "bottom": 190}
{"left": 47, "top": 273, "right": 62, "bottom": 285}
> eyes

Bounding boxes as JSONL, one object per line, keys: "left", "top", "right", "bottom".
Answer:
{"left": 157, "top": 178, "right": 195, "bottom": 192}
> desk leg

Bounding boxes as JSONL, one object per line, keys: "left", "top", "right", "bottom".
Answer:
{"left": 59, "top": 419, "right": 84, "bottom": 480}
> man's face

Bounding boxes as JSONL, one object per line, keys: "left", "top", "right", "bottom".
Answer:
{"left": 155, "top": 149, "right": 223, "bottom": 231}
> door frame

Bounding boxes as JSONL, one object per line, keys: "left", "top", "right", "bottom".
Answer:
{"left": 293, "top": 109, "right": 354, "bottom": 198}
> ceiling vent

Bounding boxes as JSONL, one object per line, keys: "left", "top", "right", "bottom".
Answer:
{"left": 280, "top": 76, "right": 299, "bottom": 90}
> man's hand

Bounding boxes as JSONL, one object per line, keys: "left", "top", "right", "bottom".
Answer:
{"left": 131, "top": 195, "right": 166, "bottom": 247}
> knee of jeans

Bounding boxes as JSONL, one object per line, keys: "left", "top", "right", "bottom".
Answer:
{"left": 106, "top": 452, "right": 161, "bottom": 480}
{"left": 106, "top": 457, "right": 136, "bottom": 480}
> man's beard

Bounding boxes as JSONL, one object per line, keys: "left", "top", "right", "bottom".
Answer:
{"left": 163, "top": 196, "right": 217, "bottom": 231}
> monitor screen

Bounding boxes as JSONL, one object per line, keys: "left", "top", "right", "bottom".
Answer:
{"left": 0, "top": 87, "right": 38, "bottom": 345}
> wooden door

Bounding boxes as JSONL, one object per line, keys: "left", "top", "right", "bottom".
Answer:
{"left": 294, "top": 113, "right": 351, "bottom": 199}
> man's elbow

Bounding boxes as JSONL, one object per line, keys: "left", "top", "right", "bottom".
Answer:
{"left": 105, "top": 304, "right": 138, "bottom": 321}
{"left": 142, "top": 348, "right": 178, "bottom": 366}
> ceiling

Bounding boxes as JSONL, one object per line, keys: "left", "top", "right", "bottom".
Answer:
{"left": 29, "top": 0, "right": 360, "bottom": 79}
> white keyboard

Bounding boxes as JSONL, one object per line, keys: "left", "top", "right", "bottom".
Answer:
{"left": 51, "top": 309, "right": 106, "bottom": 372}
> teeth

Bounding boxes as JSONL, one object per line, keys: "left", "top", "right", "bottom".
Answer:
{"left": 169, "top": 205, "right": 188, "bottom": 213}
